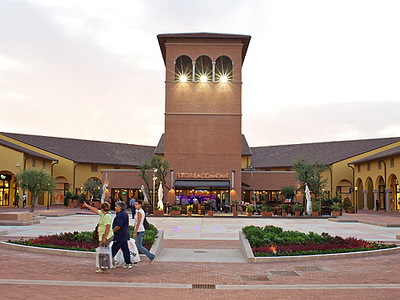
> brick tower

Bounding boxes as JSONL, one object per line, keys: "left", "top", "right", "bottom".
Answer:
{"left": 157, "top": 33, "right": 251, "bottom": 203}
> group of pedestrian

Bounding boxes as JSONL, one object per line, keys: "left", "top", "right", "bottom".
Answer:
{"left": 83, "top": 198, "right": 155, "bottom": 273}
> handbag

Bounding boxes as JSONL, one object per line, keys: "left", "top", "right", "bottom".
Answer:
{"left": 93, "top": 224, "right": 99, "bottom": 241}
{"left": 143, "top": 216, "right": 151, "bottom": 230}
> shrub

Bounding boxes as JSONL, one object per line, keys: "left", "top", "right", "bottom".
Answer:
{"left": 187, "top": 204, "right": 193, "bottom": 212}
{"left": 280, "top": 204, "right": 287, "bottom": 212}
{"left": 331, "top": 202, "right": 342, "bottom": 211}
{"left": 311, "top": 202, "right": 320, "bottom": 211}
{"left": 292, "top": 203, "right": 303, "bottom": 212}
{"left": 343, "top": 197, "right": 352, "bottom": 210}
{"left": 246, "top": 205, "right": 254, "bottom": 213}
{"left": 170, "top": 205, "right": 181, "bottom": 211}
{"left": 261, "top": 205, "right": 273, "bottom": 212}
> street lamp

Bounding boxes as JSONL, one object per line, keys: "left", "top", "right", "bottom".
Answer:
{"left": 355, "top": 186, "right": 358, "bottom": 213}
{"left": 152, "top": 168, "right": 158, "bottom": 211}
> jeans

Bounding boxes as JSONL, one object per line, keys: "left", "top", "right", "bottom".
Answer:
{"left": 111, "top": 240, "right": 132, "bottom": 264}
{"left": 134, "top": 231, "right": 155, "bottom": 260}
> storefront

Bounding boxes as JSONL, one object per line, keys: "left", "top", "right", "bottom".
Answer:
{"left": 0, "top": 173, "right": 13, "bottom": 206}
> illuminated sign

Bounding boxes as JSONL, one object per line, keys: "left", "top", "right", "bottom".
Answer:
{"left": 0, "top": 175, "right": 6, "bottom": 180}
{"left": 176, "top": 172, "right": 229, "bottom": 179}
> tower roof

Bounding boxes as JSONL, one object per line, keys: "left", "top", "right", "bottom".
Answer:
{"left": 157, "top": 32, "right": 251, "bottom": 64}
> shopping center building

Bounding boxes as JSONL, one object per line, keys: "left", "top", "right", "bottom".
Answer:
{"left": 1, "top": 33, "right": 399, "bottom": 211}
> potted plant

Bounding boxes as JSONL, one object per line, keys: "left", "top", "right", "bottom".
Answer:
{"left": 63, "top": 191, "right": 73, "bottom": 208}
{"left": 208, "top": 210, "right": 214, "bottom": 216}
{"left": 331, "top": 202, "right": 342, "bottom": 217}
{"left": 261, "top": 205, "right": 273, "bottom": 217}
{"left": 170, "top": 205, "right": 181, "bottom": 216}
{"left": 187, "top": 204, "right": 193, "bottom": 216}
{"left": 71, "top": 194, "right": 79, "bottom": 208}
{"left": 346, "top": 205, "right": 356, "bottom": 214}
{"left": 246, "top": 205, "right": 253, "bottom": 216}
{"left": 280, "top": 204, "right": 287, "bottom": 217}
{"left": 311, "top": 202, "right": 320, "bottom": 217}
{"left": 343, "top": 197, "right": 353, "bottom": 213}
{"left": 292, "top": 203, "right": 303, "bottom": 216}
{"left": 153, "top": 206, "right": 164, "bottom": 216}
{"left": 232, "top": 200, "right": 239, "bottom": 216}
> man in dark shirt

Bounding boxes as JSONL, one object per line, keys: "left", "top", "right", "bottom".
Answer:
{"left": 111, "top": 201, "right": 132, "bottom": 268}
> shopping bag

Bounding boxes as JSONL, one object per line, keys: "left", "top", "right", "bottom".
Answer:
{"left": 95, "top": 246, "right": 113, "bottom": 269}
{"left": 128, "top": 238, "right": 140, "bottom": 263}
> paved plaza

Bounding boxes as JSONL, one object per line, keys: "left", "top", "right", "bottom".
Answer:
{"left": 1, "top": 207, "right": 400, "bottom": 299}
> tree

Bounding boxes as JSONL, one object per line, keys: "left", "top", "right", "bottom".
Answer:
{"left": 83, "top": 179, "right": 102, "bottom": 200}
{"left": 16, "top": 169, "right": 56, "bottom": 212}
{"left": 292, "top": 156, "right": 328, "bottom": 199}
{"left": 139, "top": 155, "right": 169, "bottom": 207}
{"left": 281, "top": 185, "right": 296, "bottom": 199}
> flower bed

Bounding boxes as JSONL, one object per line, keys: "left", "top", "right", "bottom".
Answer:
{"left": 8, "top": 224, "right": 158, "bottom": 252}
{"left": 243, "top": 225, "right": 396, "bottom": 257}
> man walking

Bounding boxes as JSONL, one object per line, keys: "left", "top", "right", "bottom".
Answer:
{"left": 129, "top": 196, "right": 136, "bottom": 219}
{"left": 112, "top": 201, "right": 132, "bottom": 268}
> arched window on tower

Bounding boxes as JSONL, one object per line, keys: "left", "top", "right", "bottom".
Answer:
{"left": 215, "top": 56, "right": 233, "bottom": 83}
{"left": 175, "top": 55, "right": 192, "bottom": 82}
{"left": 195, "top": 55, "right": 212, "bottom": 82}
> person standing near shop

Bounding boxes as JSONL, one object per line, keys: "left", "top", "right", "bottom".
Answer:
{"left": 133, "top": 200, "right": 155, "bottom": 261}
{"left": 22, "top": 194, "right": 26, "bottom": 208}
{"left": 129, "top": 196, "right": 136, "bottom": 219}
{"left": 112, "top": 201, "right": 132, "bottom": 268}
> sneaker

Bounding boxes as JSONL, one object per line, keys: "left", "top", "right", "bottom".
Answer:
{"left": 123, "top": 264, "right": 133, "bottom": 269}
{"left": 95, "top": 268, "right": 106, "bottom": 273}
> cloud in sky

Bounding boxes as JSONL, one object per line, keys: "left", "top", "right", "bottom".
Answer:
{"left": 0, "top": 0, "right": 399, "bottom": 147}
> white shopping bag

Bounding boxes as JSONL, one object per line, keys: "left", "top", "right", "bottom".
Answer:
{"left": 95, "top": 246, "right": 113, "bottom": 269}
{"left": 128, "top": 238, "right": 140, "bottom": 263}
{"left": 114, "top": 239, "right": 141, "bottom": 265}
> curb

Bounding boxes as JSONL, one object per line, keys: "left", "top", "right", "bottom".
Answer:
{"left": 0, "top": 230, "right": 7, "bottom": 236}
{"left": 238, "top": 230, "right": 400, "bottom": 263}
{"left": 0, "top": 230, "right": 164, "bottom": 261}
{"left": 329, "top": 218, "right": 400, "bottom": 227}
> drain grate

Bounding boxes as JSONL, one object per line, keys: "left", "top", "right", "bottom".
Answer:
{"left": 192, "top": 284, "right": 216, "bottom": 289}
{"left": 193, "top": 250, "right": 207, "bottom": 253}
{"left": 240, "top": 275, "right": 271, "bottom": 281}
{"left": 269, "top": 270, "right": 300, "bottom": 277}
{"left": 295, "top": 266, "right": 324, "bottom": 272}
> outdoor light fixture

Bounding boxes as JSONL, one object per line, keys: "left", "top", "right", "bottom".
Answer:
{"left": 220, "top": 75, "right": 228, "bottom": 83}
{"left": 200, "top": 75, "right": 207, "bottom": 82}
{"left": 179, "top": 75, "right": 187, "bottom": 82}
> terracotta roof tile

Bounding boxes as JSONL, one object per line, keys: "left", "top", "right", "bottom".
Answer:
{"left": 250, "top": 137, "right": 400, "bottom": 168}
{"left": 1, "top": 133, "right": 154, "bottom": 166}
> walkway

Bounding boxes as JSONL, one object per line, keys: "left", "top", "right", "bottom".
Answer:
{"left": 1, "top": 207, "right": 400, "bottom": 298}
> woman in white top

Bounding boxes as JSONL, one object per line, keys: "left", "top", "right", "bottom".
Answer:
{"left": 133, "top": 200, "right": 155, "bottom": 261}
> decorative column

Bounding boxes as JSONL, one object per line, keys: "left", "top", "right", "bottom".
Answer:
{"left": 373, "top": 189, "right": 379, "bottom": 211}
{"left": 212, "top": 62, "right": 216, "bottom": 82}
{"left": 385, "top": 189, "right": 392, "bottom": 212}
{"left": 192, "top": 62, "right": 196, "bottom": 82}
{"left": 363, "top": 190, "right": 368, "bottom": 210}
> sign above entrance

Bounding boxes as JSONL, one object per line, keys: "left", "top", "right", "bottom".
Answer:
{"left": 177, "top": 172, "right": 229, "bottom": 179}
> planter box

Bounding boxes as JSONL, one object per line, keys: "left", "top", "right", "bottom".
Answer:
{"left": 332, "top": 211, "right": 341, "bottom": 217}
{"left": 170, "top": 211, "right": 181, "bottom": 216}
{"left": 294, "top": 211, "right": 301, "bottom": 217}
{"left": 208, "top": 211, "right": 214, "bottom": 216}
{"left": 261, "top": 212, "right": 273, "bottom": 217}
{"left": 187, "top": 211, "right": 192, "bottom": 216}
{"left": 153, "top": 210, "right": 164, "bottom": 216}
{"left": 247, "top": 212, "right": 253, "bottom": 217}
{"left": 282, "top": 212, "right": 287, "bottom": 217}
{"left": 232, "top": 211, "right": 239, "bottom": 217}
{"left": 312, "top": 211, "right": 319, "bottom": 217}
{"left": 72, "top": 199, "right": 79, "bottom": 208}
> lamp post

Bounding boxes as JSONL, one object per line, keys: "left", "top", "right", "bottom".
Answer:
{"left": 355, "top": 186, "right": 358, "bottom": 213}
{"left": 152, "top": 168, "right": 158, "bottom": 211}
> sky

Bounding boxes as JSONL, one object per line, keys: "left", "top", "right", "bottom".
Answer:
{"left": 1, "top": 0, "right": 400, "bottom": 147}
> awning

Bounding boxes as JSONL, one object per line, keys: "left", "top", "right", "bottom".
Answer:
{"left": 174, "top": 180, "right": 230, "bottom": 189}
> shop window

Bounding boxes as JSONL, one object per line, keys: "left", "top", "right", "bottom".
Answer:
{"left": 215, "top": 55, "right": 233, "bottom": 82}
{"left": 195, "top": 55, "right": 212, "bottom": 82}
{"left": 175, "top": 55, "right": 192, "bottom": 82}
{"left": 378, "top": 161, "right": 381, "bottom": 170}
{"left": 390, "top": 158, "right": 395, "bottom": 167}
{"left": 357, "top": 165, "right": 360, "bottom": 173}
{"left": 91, "top": 165, "right": 98, "bottom": 172}
{"left": 367, "top": 163, "right": 370, "bottom": 171}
